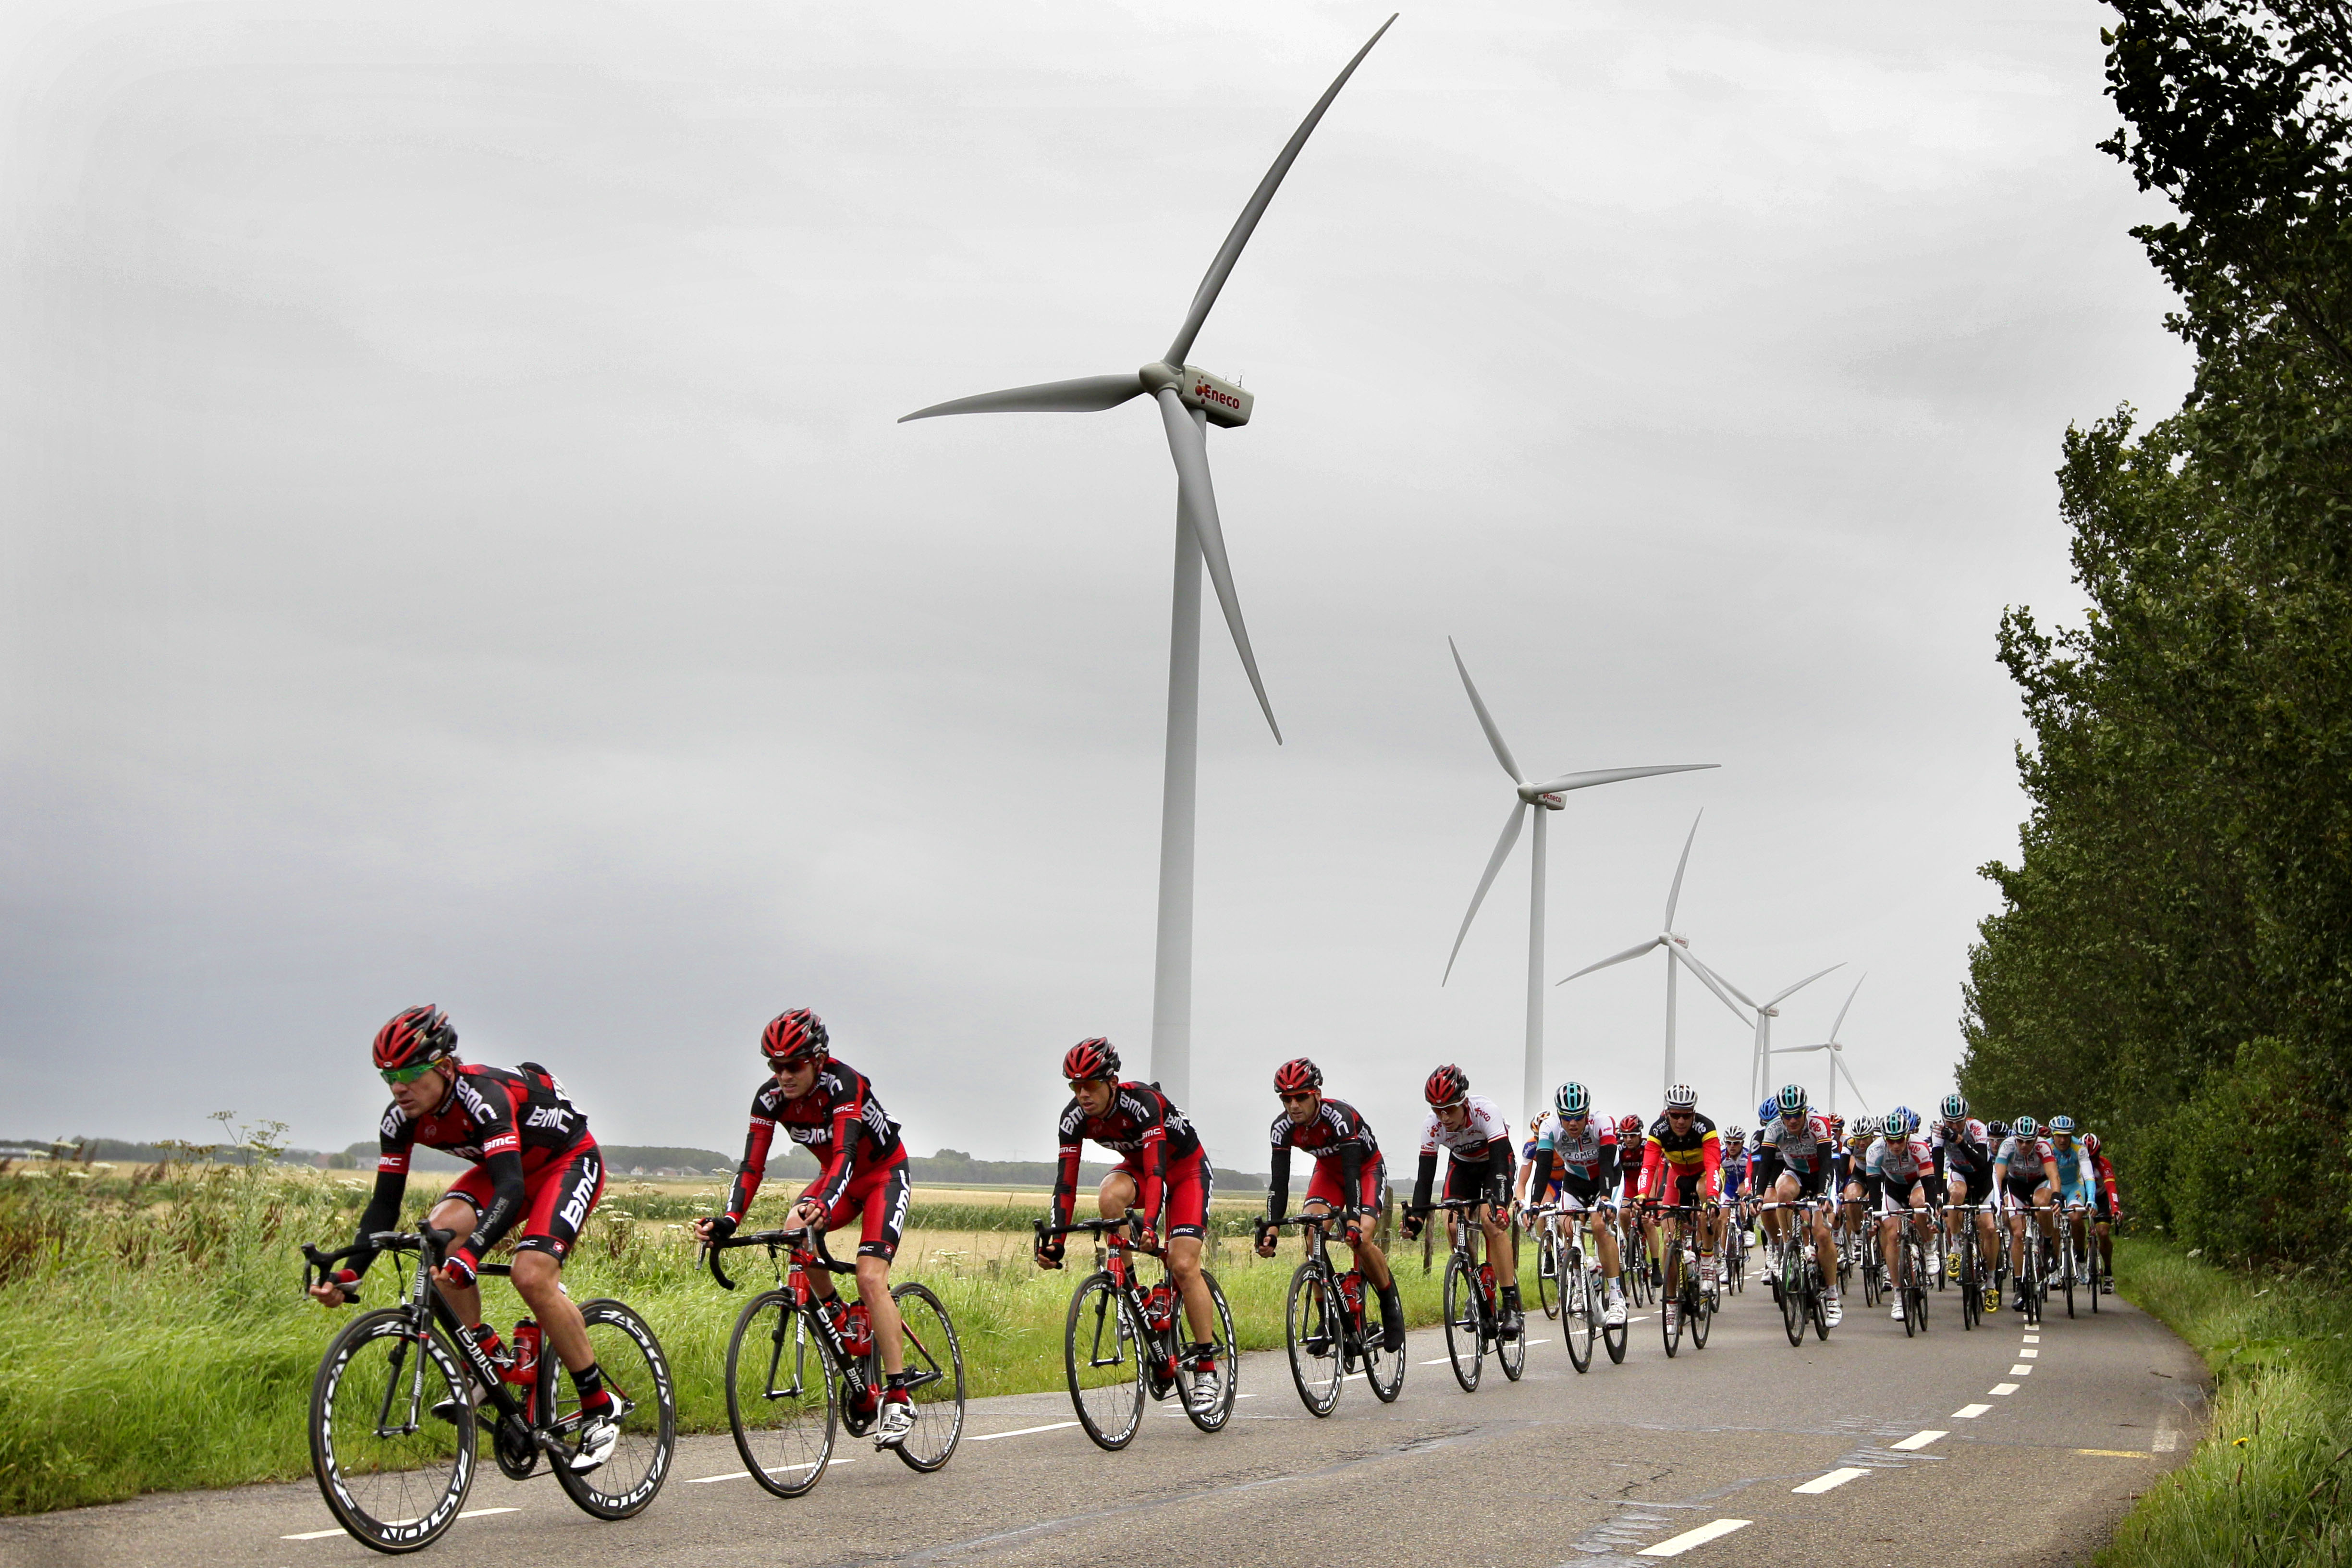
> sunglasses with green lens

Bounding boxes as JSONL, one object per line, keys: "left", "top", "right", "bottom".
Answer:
{"left": 380, "top": 1060, "right": 439, "bottom": 1086}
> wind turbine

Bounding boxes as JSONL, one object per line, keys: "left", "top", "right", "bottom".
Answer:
{"left": 1556, "top": 810, "right": 1758, "bottom": 1094}
{"left": 1774, "top": 974, "right": 1872, "bottom": 1116}
{"left": 1680, "top": 956, "right": 1845, "bottom": 1109}
{"left": 1439, "top": 637, "right": 1716, "bottom": 1119}
{"left": 899, "top": 18, "right": 1396, "bottom": 1107}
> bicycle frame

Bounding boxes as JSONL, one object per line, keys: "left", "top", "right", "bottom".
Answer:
{"left": 706, "top": 1226, "right": 943, "bottom": 1410}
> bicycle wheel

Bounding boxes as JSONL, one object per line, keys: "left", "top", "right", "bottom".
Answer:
{"left": 1181, "top": 1271, "right": 1239, "bottom": 1433}
{"left": 1361, "top": 1289, "right": 1408, "bottom": 1404}
{"left": 1810, "top": 1265, "right": 1832, "bottom": 1341}
{"left": 1600, "top": 1266, "right": 1628, "bottom": 1364}
{"left": 1441, "top": 1254, "right": 1482, "bottom": 1392}
{"left": 1900, "top": 1253, "right": 1919, "bottom": 1338}
{"left": 1660, "top": 1260, "right": 1684, "bottom": 1359}
{"left": 551, "top": 1298, "right": 675, "bottom": 1520}
{"left": 1909, "top": 1245, "right": 1929, "bottom": 1333}
{"left": 1561, "top": 1252, "right": 1593, "bottom": 1373}
{"left": 1958, "top": 1236, "right": 1980, "bottom": 1330}
{"left": 307, "top": 1309, "right": 475, "bottom": 1554}
{"left": 1780, "top": 1252, "right": 1806, "bottom": 1347}
{"left": 726, "top": 1291, "right": 836, "bottom": 1496}
{"left": 2090, "top": 1245, "right": 2104, "bottom": 1314}
{"left": 1497, "top": 1286, "right": 1527, "bottom": 1383}
{"left": 1536, "top": 1230, "right": 1560, "bottom": 1320}
{"left": 2062, "top": 1241, "right": 2077, "bottom": 1320}
{"left": 889, "top": 1282, "right": 965, "bottom": 1472}
{"left": 1285, "top": 1262, "right": 1344, "bottom": 1417}
{"left": 1064, "top": 1273, "right": 1146, "bottom": 1450}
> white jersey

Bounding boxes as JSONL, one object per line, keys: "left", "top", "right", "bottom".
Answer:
{"left": 1867, "top": 1134, "right": 1933, "bottom": 1184}
{"left": 1420, "top": 1095, "right": 1510, "bottom": 1160}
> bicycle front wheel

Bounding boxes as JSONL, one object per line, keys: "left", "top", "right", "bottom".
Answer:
{"left": 1064, "top": 1273, "right": 1146, "bottom": 1450}
{"left": 1561, "top": 1254, "right": 1593, "bottom": 1373}
{"left": 1361, "top": 1285, "right": 1408, "bottom": 1404}
{"left": 726, "top": 1290, "right": 837, "bottom": 1498}
{"left": 1536, "top": 1231, "right": 1559, "bottom": 1320}
{"left": 1285, "top": 1262, "right": 1344, "bottom": 1417}
{"left": 550, "top": 1298, "right": 675, "bottom": 1520}
{"left": 1781, "top": 1256, "right": 1806, "bottom": 1347}
{"left": 308, "top": 1309, "right": 475, "bottom": 1555}
{"left": 890, "top": 1282, "right": 966, "bottom": 1472}
{"left": 1688, "top": 1276, "right": 1712, "bottom": 1350}
{"left": 1181, "top": 1271, "right": 1239, "bottom": 1433}
{"left": 1441, "top": 1255, "right": 1482, "bottom": 1392}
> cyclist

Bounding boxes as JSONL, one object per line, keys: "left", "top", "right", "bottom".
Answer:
{"left": 1638, "top": 1083, "right": 1722, "bottom": 1335}
{"left": 310, "top": 1006, "right": 619, "bottom": 1470}
{"left": 1931, "top": 1092, "right": 2001, "bottom": 1314}
{"left": 1403, "top": 1064, "right": 1521, "bottom": 1340}
{"left": 1614, "top": 1113, "right": 1651, "bottom": 1286}
{"left": 2085, "top": 1132, "right": 2119, "bottom": 1291}
{"left": 1757, "top": 1084, "right": 1843, "bottom": 1326}
{"left": 2045, "top": 1116, "right": 2101, "bottom": 1285}
{"left": 1870, "top": 1108, "right": 1935, "bottom": 1323}
{"left": 1993, "top": 1114, "right": 2061, "bottom": 1312}
{"left": 1719, "top": 1124, "right": 1749, "bottom": 1229}
{"left": 1033, "top": 1039, "right": 1225, "bottom": 1415}
{"left": 1522, "top": 1081, "right": 1627, "bottom": 1326}
{"left": 692, "top": 1010, "right": 917, "bottom": 1447}
{"left": 1255, "top": 1057, "right": 1405, "bottom": 1351}
{"left": 1834, "top": 1114, "right": 1874, "bottom": 1258}
{"left": 1515, "top": 1109, "right": 1555, "bottom": 1212}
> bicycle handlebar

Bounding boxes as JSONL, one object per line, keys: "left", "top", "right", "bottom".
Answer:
{"left": 299, "top": 1225, "right": 458, "bottom": 1301}
{"left": 1031, "top": 1210, "right": 1144, "bottom": 1248}
{"left": 1258, "top": 1208, "right": 1367, "bottom": 1234}
{"left": 703, "top": 1225, "right": 848, "bottom": 1292}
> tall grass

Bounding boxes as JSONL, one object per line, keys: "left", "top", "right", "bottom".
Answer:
{"left": 0, "top": 1159, "right": 1468, "bottom": 1516}
{"left": 2102, "top": 1239, "right": 2352, "bottom": 1568}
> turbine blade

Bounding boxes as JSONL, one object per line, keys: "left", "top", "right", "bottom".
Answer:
{"left": 1554, "top": 936, "right": 1665, "bottom": 986}
{"left": 1163, "top": 14, "right": 1398, "bottom": 367}
{"left": 1671, "top": 945, "right": 1755, "bottom": 1023}
{"left": 1526, "top": 763, "right": 1718, "bottom": 795}
{"left": 898, "top": 373, "right": 1146, "bottom": 421}
{"left": 1677, "top": 946, "right": 1759, "bottom": 1009}
{"left": 1764, "top": 962, "right": 1844, "bottom": 1010}
{"left": 1157, "top": 390, "right": 1279, "bottom": 741}
{"left": 1442, "top": 801, "right": 1526, "bottom": 984}
{"left": 1663, "top": 809, "right": 1702, "bottom": 929}
{"left": 1827, "top": 973, "right": 1866, "bottom": 1044}
{"left": 1446, "top": 637, "right": 1522, "bottom": 783}
{"left": 1834, "top": 1053, "right": 1872, "bottom": 1115}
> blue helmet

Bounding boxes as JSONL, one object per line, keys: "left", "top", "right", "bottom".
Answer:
{"left": 2046, "top": 1115, "right": 2076, "bottom": 1136}
{"left": 1776, "top": 1084, "right": 1809, "bottom": 1117}
{"left": 1887, "top": 1105, "right": 1920, "bottom": 1136}
{"left": 1758, "top": 1098, "right": 1780, "bottom": 1124}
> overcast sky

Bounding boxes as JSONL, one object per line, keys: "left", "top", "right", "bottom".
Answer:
{"left": 1, "top": 1, "right": 2191, "bottom": 1167}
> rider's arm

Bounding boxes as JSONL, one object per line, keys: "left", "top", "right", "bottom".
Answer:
{"left": 1700, "top": 1128, "right": 1722, "bottom": 1191}
{"left": 1337, "top": 1139, "right": 1365, "bottom": 1208}
{"left": 724, "top": 1103, "right": 778, "bottom": 1225}
{"left": 1267, "top": 1138, "right": 1292, "bottom": 1224}
{"left": 1410, "top": 1150, "right": 1439, "bottom": 1214}
{"left": 1049, "top": 1108, "right": 1083, "bottom": 1234}
{"left": 1526, "top": 1146, "right": 1556, "bottom": 1203}
{"left": 1133, "top": 1096, "right": 1170, "bottom": 1233}
{"left": 460, "top": 1146, "right": 530, "bottom": 1266}
{"left": 1483, "top": 1136, "right": 1514, "bottom": 1208}
{"left": 1640, "top": 1136, "right": 1664, "bottom": 1199}
{"left": 809, "top": 1074, "right": 870, "bottom": 1212}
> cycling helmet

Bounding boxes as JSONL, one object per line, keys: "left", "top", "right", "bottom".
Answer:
{"left": 1827, "top": 1114, "right": 1847, "bottom": 1139}
{"left": 1723, "top": 1124, "right": 1747, "bottom": 1147}
{"left": 1617, "top": 1113, "right": 1644, "bottom": 1137}
{"left": 2046, "top": 1115, "right": 2076, "bottom": 1136}
{"left": 1062, "top": 1037, "right": 1121, "bottom": 1083}
{"left": 2011, "top": 1115, "right": 2040, "bottom": 1138}
{"left": 373, "top": 1005, "right": 456, "bottom": 1072}
{"left": 1888, "top": 1105, "right": 1919, "bottom": 1136}
{"left": 1273, "top": 1057, "right": 1322, "bottom": 1095}
{"left": 1423, "top": 1064, "right": 1469, "bottom": 1107}
{"left": 1664, "top": 1083, "right": 1698, "bottom": 1109}
{"left": 2082, "top": 1131, "right": 2101, "bottom": 1155}
{"left": 1986, "top": 1119, "right": 2009, "bottom": 1139}
{"left": 1776, "top": 1083, "right": 1809, "bottom": 1117}
{"left": 761, "top": 1009, "right": 829, "bottom": 1066}
{"left": 1940, "top": 1092, "right": 1970, "bottom": 1120}
{"left": 1758, "top": 1098, "right": 1780, "bottom": 1124}
{"left": 1554, "top": 1081, "right": 1592, "bottom": 1118}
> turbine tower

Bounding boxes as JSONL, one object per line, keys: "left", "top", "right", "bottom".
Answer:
{"left": 1439, "top": 638, "right": 1715, "bottom": 1119}
{"left": 1557, "top": 811, "right": 1756, "bottom": 1094}
{"left": 1775, "top": 974, "right": 1871, "bottom": 1115}
{"left": 900, "top": 18, "right": 1396, "bottom": 1106}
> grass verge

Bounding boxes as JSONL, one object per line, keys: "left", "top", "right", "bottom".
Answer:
{"left": 2103, "top": 1237, "right": 2352, "bottom": 1568}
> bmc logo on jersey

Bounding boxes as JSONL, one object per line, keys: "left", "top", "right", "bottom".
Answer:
{"left": 558, "top": 1157, "right": 603, "bottom": 1232}
{"left": 525, "top": 1105, "right": 573, "bottom": 1133}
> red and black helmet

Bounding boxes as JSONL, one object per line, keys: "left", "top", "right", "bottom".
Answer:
{"left": 761, "top": 1009, "right": 829, "bottom": 1067}
{"left": 1062, "top": 1037, "right": 1121, "bottom": 1083}
{"left": 1273, "top": 1057, "right": 1322, "bottom": 1095}
{"left": 1423, "top": 1064, "right": 1469, "bottom": 1108}
{"left": 1617, "top": 1113, "right": 1643, "bottom": 1135}
{"left": 373, "top": 1005, "right": 456, "bottom": 1072}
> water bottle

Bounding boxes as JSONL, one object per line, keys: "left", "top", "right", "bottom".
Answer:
{"left": 824, "top": 1297, "right": 853, "bottom": 1347}
{"left": 844, "top": 1301, "right": 875, "bottom": 1358}
{"left": 1147, "top": 1283, "right": 1175, "bottom": 1333}
{"left": 506, "top": 1319, "right": 540, "bottom": 1385}
{"left": 1341, "top": 1272, "right": 1365, "bottom": 1327}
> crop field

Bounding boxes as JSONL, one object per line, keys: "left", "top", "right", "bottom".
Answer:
{"left": 0, "top": 1156, "right": 1469, "bottom": 1516}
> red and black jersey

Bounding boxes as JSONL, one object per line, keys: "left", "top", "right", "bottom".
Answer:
{"left": 1266, "top": 1097, "right": 1380, "bottom": 1221}
{"left": 355, "top": 1061, "right": 590, "bottom": 1274}
{"left": 1640, "top": 1111, "right": 1723, "bottom": 1198}
{"left": 1052, "top": 1081, "right": 1201, "bottom": 1234}
{"left": 726, "top": 1058, "right": 905, "bottom": 1223}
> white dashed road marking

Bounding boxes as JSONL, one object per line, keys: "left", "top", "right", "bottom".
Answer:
{"left": 1638, "top": 1519, "right": 1752, "bottom": 1556}
{"left": 284, "top": 1507, "right": 518, "bottom": 1542}
{"left": 2019, "top": 1348, "right": 2039, "bottom": 1358}
{"left": 971, "top": 1421, "right": 1081, "bottom": 1442}
{"left": 1952, "top": 1403, "right": 1991, "bottom": 1419}
{"left": 1990, "top": 1383, "right": 2020, "bottom": 1396}
{"left": 1792, "top": 1467, "right": 1871, "bottom": 1494}
{"left": 2009, "top": 1364, "right": 2034, "bottom": 1375}
{"left": 1890, "top": 1430, "right": 1948, "bottom": 1451}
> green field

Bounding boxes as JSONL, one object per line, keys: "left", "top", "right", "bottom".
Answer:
{"left": 0, "top": 1158, "right": 1474, "bottom": 1516}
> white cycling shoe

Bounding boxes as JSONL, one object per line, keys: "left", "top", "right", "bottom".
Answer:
{"left": 1890, "top": 1298, "right": 1906, "bottom": 1322}
{"left": 570, "top": 1412, "right": 620, "bottom": 1472}
{"left": 875, "top": 1397, "right": 915, "bottom": 1448}
{"left": 1822, "top": 1292, "right": 1844, "bottom": 1327}
{"left": 1604, "top": 1293, "right": 1627, "bottom": 1328}
{"left": 1186, "top": 1368, "right": 1222, "bottom": 1416}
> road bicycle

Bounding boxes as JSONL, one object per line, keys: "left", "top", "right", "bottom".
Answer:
{"left": 2084, "top": 1209, "right": 2111, "bottom": 1312}
{"left": 1035, "top": 1212, "right": 1237, "bottom": 1449}
{"left": 2056, "top": 1201, "right": 2095, "bottom": 1319}
{"left": 1648, "top": 1201, "right": 1714, "bottom": 1359}
{"left": 704, "top": 1225, "right": 964, "bottom": 1494}
{"left": 1756, "top": 1200, "right": 1831, "bottom": 1346}
{"left": 1720, "top": 1202, "right": 1748, "bottom": 1294}
{"left": 1432, "top": 1198, "right": 1525, "bottom": 1391}
{"left": 1940, "top": 1202, "right": 1992, "bottom": 1331}
{"left": 1856, "top": 1210, "right": 1886, "bottom": 1310}
{"left": 1887, "top": 1205, "right": 1931, "bottom": 1336}
{"left": 299, "top": 1226, "right": 674, "bottom": 1554}
{"left": 1258, "top": 1207, "right": 1405, "bottom": 1414}
{"left": 1615, "top": 1203, "right": 1655, "bottom": 1308}
{"left": 2008, "top": 1200, "right": 2048, "bottom": 1326}
{"left": 1526, "top": 1201, "right": 1627, "bottom": 1372}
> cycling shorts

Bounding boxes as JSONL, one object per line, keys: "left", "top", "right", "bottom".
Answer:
{"left": 1549, "top": 1171, "right": 1612, "bottom": 1213}
{"left": 1118, "top": 1146, "right": 1214, "bottom": 1240}
{"left": 2095, "top": 1189, "right": 2115, "bottom": 1223}
{"left": 805, "top": 1152, "right": 912, "bottom": 1261}
{"left": 1949, "top": 1168, "right": 1994, "bottom": 1208}
{"left": 1304, "top": 1155, "right": 1387, "bottom": 1216}
{"left": 1442, "top": 1155, "right": 1505, "bottom": 1211}
{"left": 1772, "top": 1162, "right": 1829, "bottom": 1200}
{"left": 1651, "top": 1163, "right": 1712, "bottom": 1210}
{"left": 2001, "top": 1177, "right": 2050, "bottom": 1212}
{"left": 1877, "top": 1177, "right": 1929, "bottom": 1216}
{"left": 2058, "top": 1180, "right": 2097, "bottom": 1213}
{"left": 1849, "top": 1172, "right": 1884, "bottom": 1208}
{"left": 444, "top": 1139, "right": 605, "bottom": 1263}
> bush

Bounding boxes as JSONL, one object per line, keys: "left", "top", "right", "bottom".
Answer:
{"left": 2165, "top": 1039, "right": 2352, "bottom": 1270}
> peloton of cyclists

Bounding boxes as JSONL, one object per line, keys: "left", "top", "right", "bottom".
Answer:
{"left": 1402, "top": 1064, "right": 1522, "bottom": 1341}
{"left": 1255, "top": 1057, "right": 1407, "bottom": 1350}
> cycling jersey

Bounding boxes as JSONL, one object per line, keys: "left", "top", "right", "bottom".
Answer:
{"left": 1640, "top": 1111, "right": 1722, "bottom": 1202}
{"left": 1868, "top": 1134, "right": 1933, "bottom": 1187}
{"left": 1267, "top": 1097, "right": 1383, "bottom": 1221}
{"left": 1525, "top": 1116, "right": 1619, "bottom": 1202}
{"left": 1994, "top": 1134, "right": 2055, "bottom": 1179}
{"left": 1520, "top": 1113, "right": 1556, "bottom": 1200}
{"left": 2093, "top": 1152, "right": 2120, "bottom": 1219}
{"left": 1758, "top": 1113, "right": 1834, "bottom": 1174}
{"left": 352, "top": 1061, "right": 594, "bottom": 1278}
{"left": 1051, "top": 1080, "right": 1203, "bottom": 1236}
{"left": 1719, "top": 1153, "right": 1748, "bottom": 1202}
{"left": 1932, "top": 1118, "right": 1993, "bottom": 1178}
{"left": 1410, "top": 1096, "right": 1512, "bottom": 1213}
{"left": 2048, "top": 1140, "right": 2100, "bottom": 1206}
{"left": 726, "top": 1057, "right": 906, "bottom": 1224}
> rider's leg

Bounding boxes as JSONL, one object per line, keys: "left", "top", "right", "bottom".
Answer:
{"left": 1167, "top": 1235, "right": 1214, "bottom": 1343}
{"left": 423, "top": 1195, "right": 484, "bottom": 1327}
{"left": 855, "top": 1254, "right": 905, "bottom": 1377}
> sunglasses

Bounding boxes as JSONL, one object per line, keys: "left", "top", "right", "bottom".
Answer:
{"left": 380, "top": 1060, "right": 439, "bottom": 1086}
{"left": 1279, "top": 1091, "right": 1317, "bottom": 1105}
{"left": 1666, "top": 1110, "right": 1695, "bottom": 1120}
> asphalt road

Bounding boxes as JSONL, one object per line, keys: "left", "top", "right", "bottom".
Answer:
{"left": 0, "top": 1264, "right": 2208, "bottom": 1568}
